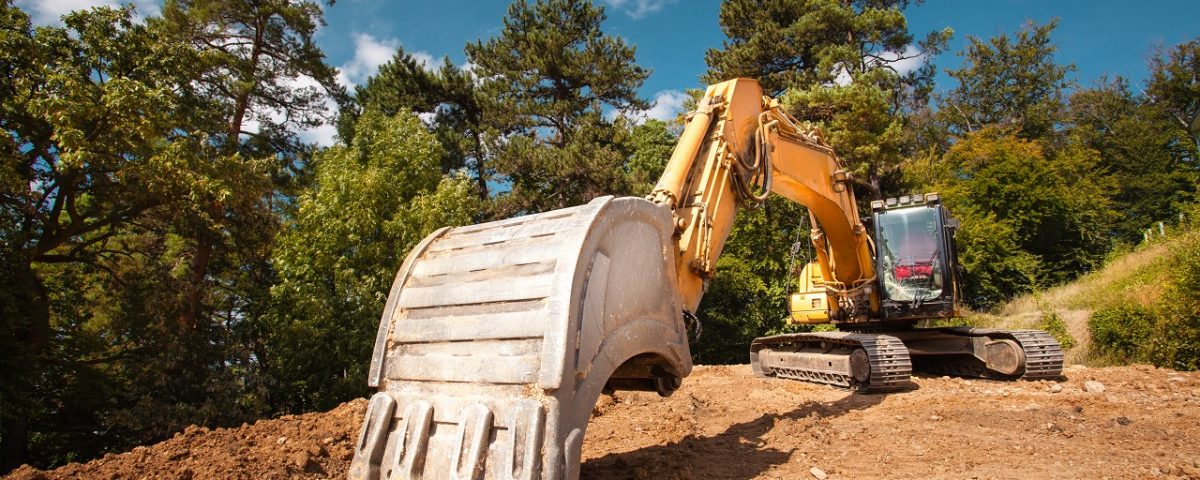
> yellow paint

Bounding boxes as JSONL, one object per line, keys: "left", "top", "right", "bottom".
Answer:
{"left": 649, "top": 78, "right": 880, "bottom": 323}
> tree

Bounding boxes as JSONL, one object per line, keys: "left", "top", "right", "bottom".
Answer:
{"left": 0, "top": 4, "right": 246, "bottom": 470}
{"left": 694, "top": 196, "right": 812, "bottom": 362}
{"left": 153, "top": 0, "right": 342, "bottom": 333}
{"left": 932, "top": 128, "right": 1115, "bottom": 291}
{"left": 345, "top": 52, "right": 496, "bottom": 207}
{"left": 266, "top": 111, "right": 476, "bottom": 412}
{"left": 1069, "top": 77, "right": 1198, "bottom": 242}
{"left": 465, "top": 0, "right": 649, "bottom": 214}
{"left": 626, "top": 119, "right": 679, "bottom": 196}
{"left": 705, "top": 0, "right": 951, "bottom": 199}
{"left": 694, "top": 0, "right": 947, "bottom": 360}
{"left": 939, "top": 20, "right": 1074, "bottom": 140}
{"left": 1145, "top": 37, "right": 1200, "bottom": 162}
{"left": 352, "top": 47, "right": 444, "bottom": 118}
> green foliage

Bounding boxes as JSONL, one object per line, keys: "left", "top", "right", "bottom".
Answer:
{"left": 705, "top": 0, "right": 949, "bottom": 95}
{"left": 1145, "top": 37, "right": 1200, "bottom": 160}
{"left": 466, "top": 0, "right": 648, "bottom": 214}
{"left": 341, "top": 52, "right": 495, "bottom": 203}
{"left": 1150, "top": 234, "right": 1200, "bottom": 370}
{"left": 694, "top": 255, "right": 773, "bottom": 364}
{"left": 1085, "top": 231, "right": 1200, "bottom": 370}
{"left": 932, "top": 129, "right": 1115, "bottom": 296}
{"left": 267, "top": 111, "right": 476, "bottom": 411}
{"left": 353, "top": 47, "right": 444, "bottom": 117}
{"left": 782, "top": 74, "right": 907, "bottom": 198}
{"left": 1, "top": 0, "right": 342, "bottom": 470}
{"left": 1039, "top": 310, "right": 1075, "bottom": 350}
{"left": 626, "top": 119, "right": 678, "bottom": 196}
{"left": 707, "top": 0, "right": 950, "bottom": 199}
{"left": 940, "top": 20, "right": 1074, "bottom": 140}
{"left": 6, "top": 0, "right": 1200, "bottom": 473}
{"left": 1088, "top": 304, "right": 1156, "bottom": 362}
{"left": 695, "top": 197, "right": 811, "bottom": 363}
{"left": 951, "top": 207, "right": 1039, "bottom": 307}
{"left": 0, "top": 3, "right": 261, "bottom": 470}
{"left": 1068, "top": 77, "right": 1198, "bottom": 243}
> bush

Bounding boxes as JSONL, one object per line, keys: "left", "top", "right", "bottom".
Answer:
{"left": 1040, "top": 310, "right": 1076, "bottom": 349}
{"left": 1150, "top": 235, "right": 1200, "bottom": 370}
{"left": 1088, "top": 304, "right": 1157, "bottom": 362}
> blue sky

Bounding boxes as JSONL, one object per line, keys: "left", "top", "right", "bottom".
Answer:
{"left": 319, "top": 0, "right": 1197, "bottom": 140}
{"left": 16, "top": 0, "right": 1199, "bottom": 144}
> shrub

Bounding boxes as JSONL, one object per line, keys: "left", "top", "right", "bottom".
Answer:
{"left": 1088, "top": 304, "right": 1157, "bottom": 362}
{"left": 1150, "top": 235, "right": 1200, "bottom": 370}
{"left": 1040, "top": 310, "right": 1076, "bottom": 349}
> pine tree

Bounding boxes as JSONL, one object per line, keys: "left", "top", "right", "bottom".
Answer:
{"left": 465, "top": 0, "right": 649, "bottom": 213}
{"left": 939, "top": 20, "right": 1074, "bottom": 141}
{"left": 705, "top": 0, "right": 950, "bottom": 199}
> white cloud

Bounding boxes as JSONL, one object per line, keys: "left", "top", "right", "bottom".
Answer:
{"left": 289, "top": 75, "right": 338, "bottom": 147}
{"left": 242, "top": 75, "right": 339, "bottom": 147}
{"left": 298, "top": 122, "right": 338, "bottom": 148}
{"left": 336, "top": 33, "right": 436, "bottom": 88}
{"left": 417, "top": 111, "right": 438, "bottom": 125}
{"left": 833, "top": 68, "right": 853, "bottom": 87}
{"left": 881, "top": 45, "right": 926, "bottom": 75}
{"left": 642, "top": 90, "right": 688, "bottom": 122}
{"left": 611, "top": 90, "right": 688, "bottom": 125}
{"left": 830, "top": 45, "right": 926, "bottom": 87}
{"left": 459, "top": 61, "right": 477, "bottom": 76}
{"left": 16, "top": 0, "right": 160, "bottom": 25}
{"left": 602, "top": 0, "right": 677, "bottom": 20}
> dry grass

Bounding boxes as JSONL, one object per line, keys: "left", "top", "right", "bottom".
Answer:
{"left": 998, "top": 239, "right": 1179, "bottom": 317}
{"left": 967, "top": 230, "right": 1199, "bottom": 365}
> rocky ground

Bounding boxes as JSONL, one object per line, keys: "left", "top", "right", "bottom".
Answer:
{"left": 7, "top": 364, "right": 1200, "bottom": 479}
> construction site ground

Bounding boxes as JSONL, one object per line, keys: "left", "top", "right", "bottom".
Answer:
{"left": 7, "top": 364, "right": 1200, "bottom": 480}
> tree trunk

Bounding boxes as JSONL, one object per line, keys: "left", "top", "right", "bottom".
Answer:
{"left": 178, "top": 16, "right": 263, "bottom": 331}
{"left": 1, "top": 259, "right": 51, "bottom": 473}
{"left": 178, "top": 220, "right": 216, "bottom": 331}
{"left": 472, "top": 131, "right": 488, "bottom": 201}
{"left": 1, "top": 416, "right": 31, "bottom": 474}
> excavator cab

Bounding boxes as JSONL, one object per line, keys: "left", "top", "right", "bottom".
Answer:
{"left": 869, "top": 193, "right": 959, "bottom": 322}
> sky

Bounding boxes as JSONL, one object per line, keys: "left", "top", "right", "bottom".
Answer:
{"left": 15, "top": 0, "right": 1200, "bottom": 146}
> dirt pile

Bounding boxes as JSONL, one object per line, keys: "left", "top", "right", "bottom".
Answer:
{"left": 6, "top": 399, "right": 368, "bottom": 480}
{"left": 8, "top": 364, "right": 1200, "bottom": 479}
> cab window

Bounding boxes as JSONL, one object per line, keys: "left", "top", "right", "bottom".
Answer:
{"left": 876, "top": 207, "right": 943, "bottom": 301}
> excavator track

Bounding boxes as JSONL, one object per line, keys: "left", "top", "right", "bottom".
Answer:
{"left": 898, "top": 327, "right": 1065, "bottom": 380}
{"left": 1008, "top": 329, "right": 1067, "bottom": 379}
{"left": 750, "top": 332, "right": 913, "bottom": 393}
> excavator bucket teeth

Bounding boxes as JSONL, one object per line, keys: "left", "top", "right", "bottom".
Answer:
{"left": 349, "top": 196, "right": 692, "bottom": 480}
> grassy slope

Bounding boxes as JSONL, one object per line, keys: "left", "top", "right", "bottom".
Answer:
{"left": 966, "top": 230, "right": 1197, "bottom": 365}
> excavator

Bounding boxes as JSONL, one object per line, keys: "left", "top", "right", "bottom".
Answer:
{"left": 347, "top": 78, "right": 1063, "bottom": 480}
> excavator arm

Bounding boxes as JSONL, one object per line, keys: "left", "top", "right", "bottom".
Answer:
{"left": 648, "top": 78, "right": 878, "bottom": 323}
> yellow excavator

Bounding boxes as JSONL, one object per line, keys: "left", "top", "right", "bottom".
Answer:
{"left": 348, "top": 78, "right": 1063, "bottom": 480}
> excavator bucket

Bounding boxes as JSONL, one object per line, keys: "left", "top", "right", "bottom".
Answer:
{"left": 348, "top": 196, "right": 692, "bottom": 480}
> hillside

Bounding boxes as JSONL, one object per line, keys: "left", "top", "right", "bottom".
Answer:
{"left": 7, "top": 365, "right": 1200, "bottom": 480}
{"left": 962, "top": 229, "right": 1199, "bottom": 366}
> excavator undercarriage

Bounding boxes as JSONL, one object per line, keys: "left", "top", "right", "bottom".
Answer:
{"left": 750, "top": 327, "right": 1064, "bottom": 392}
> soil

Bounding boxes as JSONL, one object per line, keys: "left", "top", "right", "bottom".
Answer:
{"left": 8, "top": 364, "right": 1200, "bottom": 480}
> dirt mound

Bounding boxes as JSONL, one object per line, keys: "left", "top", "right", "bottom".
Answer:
{"left": 9, "top": 365, "right": 1200, "bottom": 479}
{"left": 5, "top": 399, "right": 368, "bottom": 480}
